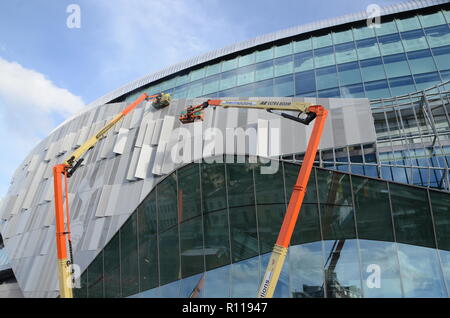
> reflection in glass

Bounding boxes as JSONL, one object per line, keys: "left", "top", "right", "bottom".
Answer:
{"left": 352, "top": 177, "right": 394, "bottom": 242}
{"left": 323, "top": 239, "right": 362, "bottom": 298}
{"left": 104, "top": 233, "right": 121, "bottom": 297}
{"left": 390, "top": 183, "right": 436, "bottom": 248}
{"left": 289, "top": 242, "right": 324, "bottom": 298}
{"left": 203, "top": 210, "right": 231, "bottom": 270}
{"left": 87, "top": 251, "right": 104, "bottom": 298}
{"left": 120, "top": 214, "right": 139, "bottom": 297}
{"left": 204, "top": 266, "right": 230, "bottom": 297}
{"left": 231, "top": 256, "right": 260, "bottom": 297}
{"left": 397, "top": 243, "right": 447, "bottom": 297}
{"left": 359, "top": 240, "right": 402, "bottom": 297}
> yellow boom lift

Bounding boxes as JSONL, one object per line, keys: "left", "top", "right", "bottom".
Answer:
{"left": 52, "top": 92, "right": 171, "bottom": 298}
{"left": 179, "top": 98, "right": 328, "bottom": 298}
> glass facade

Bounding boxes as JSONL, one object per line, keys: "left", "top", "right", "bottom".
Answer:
{"left": 123, "top": 8, "right": 450, "bottom": 102}
{"left": 75, "top": 158, "right": 450, "bottom": 298}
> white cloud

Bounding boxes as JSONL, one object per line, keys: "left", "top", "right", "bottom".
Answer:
{"left": 0, "top": 57, "right": 84, "bottom": 117}
{"left": 94, "top": 0, "right": 246, "bottom": 81}
{"left": 0, "top": 56, "right": 85, "bottom": 197}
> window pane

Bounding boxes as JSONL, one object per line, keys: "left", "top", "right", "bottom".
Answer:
{"left": 401, "top": 29, "right": 429, "bottom": 52}
{"left": 229, "top": 205, "right": 259, "bottom": 262}
{"left": 255, "top": 60, "right": 274, "bottom": 82}
{"left": 430, "top": 190, "right": 450, "bottom": 290}
{"left": 365, "top": 80, "right": 391, "bottom": 99}
{"left": 420, "top": 11, "right": 447, "bottom": 28}
{"left": 254, "top": 78, "right": 274, "bottom": 96}
{"left": 275, "top": 43, "right": 292, "bottom": 57}
{"left": 294, "top": 38, "right": 312, "bottom": 53}
{"left": 87, "top": 252, "right": 104, "bottom": 298}
{"left": 205, "top": 63, "right": 221, "bottom": 77}
{"left": 176, "top": 74, "right": 190, "bottom": 86}
{"left": 295, "top": 70, "right": 316, "bottom": 95}
{"left": 378, "top": 33, "right": 404, "bottom": 55}
{"left": 238, "top": 52, "right": 255, "bottom": 67}
{"left": 104, "top": 233, "right": 120, "bottom": 297}
{"left": 187, "top": 81, "right": 203, "bottom": 98}
{"left": 375, "top": 20, "right": 398, "bottom": 36}
{"left": 316, "top": 65, "right": 338, "bottom": 90}
{"left": 190, "top": 68, "right": 205, "bottom": 82}
{"left": 231, "top": 257, "right": 260, "bottom": 297}
{"left": 340, "top": 83, "right": 365, "bottom": 98}
{"left": 317, "top": 169, "right": 352, "bottom": 205}
{"left": 237, "top": 64, "right": 255, "bottom": 86}
{"left": 75, "top": 272, "right": 87, "bottom": 298}
{"left": 202, "top": 162, "right": 227, "bottom": 213}
{"left": 203, "top": 265, "right": 230, "bottom": 297}
{"left": 255, "top": 47, "right": 274, "bottom": 63}
{"left": 396, "top": 16, "right": 421, "bottom": 32}
{"left": 220, "top": 70, "right": 237, "bottom": 91}
{"left": 383, "top": 53, "right": 412, "bottom": 78}
{"left": 332, "top": 30, "right": 354, "bottom": 45}
{"left": 294, "top": 51, "right": 314, "bottom": 72}
{"left": 414, "top": 72, "right": 441, "bottom": 91}
{"left": 138, "top": 191, "right": 158, "bottom": 292}
{"left": 222, "top": 58, "right": 238, "bottom": 72}
{"left": 120, "top": 214, "right": 139, "bottom": 297}
{"left": 360, "top": 57, "right": 386, "bottom": 82}
{"left": 432, "top": 45, "right": 450, "bottom": 70}
{"left": 314, "top": 46, "right": 335, "bottom": 68}
{"left": 159, "top": 227, "right": 180, "bottom": 285}
{"left": 180, "top": 273, "right": 205, "bottom": 298}
{"left": 352, "top": 177, "right": 394, "bottom": 241}
{"left": 231, "top": 82, "right": 255, "bottom": 98}
{"left": 430, "top": 191, "right": 450, "bottom": 251}
{"left": 390, "top": 183, "right": 436, "bottom": 248}
{"left": 157, "top": 174, "right": 178, "bottom": 232}
{"left": 202, "top": 74, "right": 220, "bottom": 95}
{"left": 318, "top": 87, "right": 340, "bottom": 98}
{"left": 173, "top": 84, "right": 188, "bottom": 99}
{"left": 397, "top": 243, "right": 447, "bottom": 297}
{"left": 389, "top": 75, "right": 416, "bottom": 96}
{"left": 289, "top": 242, "right": 324, "bottom": 298}
{"left": 180, "top": 217, "right": 204, "bottom": 278}
{"left": 425, "top": 25, "right": 450, "bottom": 48}
{"left": 274, "top": 55, "right": 293, "bottom": 77}
{"left": 177, "top": 164, "right": 201, "bottom": 221}
{"left": 337, "top": 61, "right": 362, "bottom": 85}
{"left": 323, "top": 240, "right": 362, "bottom": 298}
{"left": 204, "top": 210, "right": 231, "bottom": 270}
{"left": 335, "top": 42, "right": 358, "bottom": 64}
{"left": 353, "top": 26, "right": 375, "bottom": 40}
{"left": 359, "top": 240, "right": 402, "bottom": 297}
{"left": 444, "top": 9, "right": 450, "bottom": 24}
{"left": 274, "top": 74, "right": 294, "bottom": 96}
{"left": 357, "top": 38, "right": 381, "bottom": 59}
{"left": 313, "top": 34, "right": 332, "bottom": 49}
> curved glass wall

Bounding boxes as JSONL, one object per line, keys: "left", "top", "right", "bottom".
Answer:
{"left": 74, "top": 158, "right": 450, "bottom": 298}
{"left": 122, "top": 8, "right": 450, "bottom": 103}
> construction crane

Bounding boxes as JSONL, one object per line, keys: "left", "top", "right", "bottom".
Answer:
{"left": 179, "top": 98, "right": 328, "bottom": 298}
{"left": 52, "top": 92, "right": 171, "bottom": 298}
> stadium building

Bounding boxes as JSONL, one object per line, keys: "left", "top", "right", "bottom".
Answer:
{"left": 0, "top": 0, "right": 449, "bottom": 298}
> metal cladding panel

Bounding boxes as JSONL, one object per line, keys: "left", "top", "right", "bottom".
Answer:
{"left": 135, "top": 145, "right": 154, "bottom": 179}
{"left": 112, "top": 128, "right": 128, "bottom": 155}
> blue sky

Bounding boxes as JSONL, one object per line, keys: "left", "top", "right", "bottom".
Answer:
{"left": 0, "top": 0, "right": 404, "bottom": 198}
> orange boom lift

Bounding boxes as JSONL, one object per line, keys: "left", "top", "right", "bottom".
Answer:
{"left": 179, "top": 98, "right": 328, "bottom": 298}
{"left": 53, "top": 92, "right": 171, "bottom": 298}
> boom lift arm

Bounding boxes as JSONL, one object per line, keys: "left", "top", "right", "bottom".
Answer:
{"left": 53, "top": 92, "right": 171, "bottom": 298}
{"left": 179, "top": 98, "right": 328, "bottom": 298}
